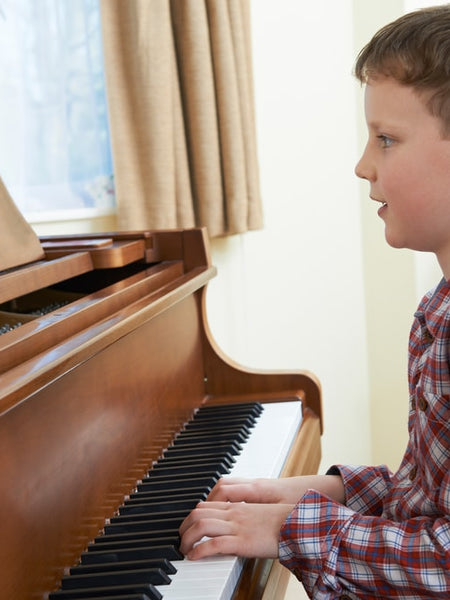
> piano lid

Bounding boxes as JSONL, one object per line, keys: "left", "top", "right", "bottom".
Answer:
{"left": 0, "top": 176, "right": 45, "bottom": 272}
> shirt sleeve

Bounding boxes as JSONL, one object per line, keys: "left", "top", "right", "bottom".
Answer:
{"left": 325, "top": 464, "right": 394, "bottom": 516}
{"left": 279, "top": 487, "right": 450, "bottom": 599}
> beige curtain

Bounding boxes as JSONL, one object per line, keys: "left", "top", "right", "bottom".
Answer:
{"left": 100, "top": 0, "right": 263, "bottom": 237}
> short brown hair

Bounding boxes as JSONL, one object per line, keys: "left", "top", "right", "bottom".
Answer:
{"left": 354, "top": 5, "right": 450, "bottom": 135}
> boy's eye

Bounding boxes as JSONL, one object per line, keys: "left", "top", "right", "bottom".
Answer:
{"left": 377, "top": 134, "right": 394, "bottom": 148}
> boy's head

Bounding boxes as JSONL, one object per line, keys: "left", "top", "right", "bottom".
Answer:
{"left": 354, "top": 4, "right": 450, "bottom": 137}
{"left": 354, "top": 5, "right": 450, "bottom": 277}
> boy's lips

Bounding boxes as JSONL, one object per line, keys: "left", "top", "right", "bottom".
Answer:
{"left": 377, "top": 202, "right": 388, "bottom": 217}
{"left": 370, "top": 196, "right": 388, "bottom": 216}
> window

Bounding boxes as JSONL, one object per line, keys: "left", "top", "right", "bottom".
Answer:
{"left": 0, "top": 0, "right": 114, "bottom": 220}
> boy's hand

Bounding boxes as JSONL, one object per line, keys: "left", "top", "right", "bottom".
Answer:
{"left": 179, "top": 501, "right": 294, "bottom": 560}
{"left": 206, "top": 477, "right": 288, "bottom": 503}
{"left": 207, "top": 475, "right": 345, "bottom": 505}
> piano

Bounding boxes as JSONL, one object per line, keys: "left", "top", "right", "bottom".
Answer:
{"left": 0, "top": 227, "right": 322, "bottom": 600}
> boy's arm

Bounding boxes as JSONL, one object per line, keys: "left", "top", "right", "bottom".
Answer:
{"left": 280, "top": 474, "right": 450, "bottom": 598}
{"left": 205, "top": 474, "right": 346, "bottom": 505}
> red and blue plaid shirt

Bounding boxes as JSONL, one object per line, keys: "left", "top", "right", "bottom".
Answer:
{"left": 279, "top": 278, "right": 450, "bottom": 599}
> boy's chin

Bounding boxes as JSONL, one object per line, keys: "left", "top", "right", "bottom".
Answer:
{"left": 384, "top": 231, "right": 405, "bottom": 250}
{"left": 383, "top": 226, "right": 415, "bottom": 251}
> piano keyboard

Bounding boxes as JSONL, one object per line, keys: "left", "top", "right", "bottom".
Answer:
{"left": 49, "top": 400, "right": 302, "bottom": 600}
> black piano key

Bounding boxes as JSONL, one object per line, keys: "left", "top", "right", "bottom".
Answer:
{"left": 154, "top": 452, "right": 235, "bottom": 465}
{"left": 49, "top": 583, "right": 162, "bottom": 599}
{"left": 124, "top": 490, "right": 208, "bottom": 506}
{"left": 173, "top": 430, "right": 248, "bottom": 444}
{"left": 140, "top": 469, "right": 223, "bottom": 483}
{"left": 61, "top": 596, "right": 152, "bottom": 600}
{"left": 191, "top": 407, "right": 257, "bottom": 417}
{"left": 61, "top": 567, "right": 171, "bottom": 589}
{"left": 171, "top": 434, "right": 244, "bottom": 444}
{"left": 186, "top": 410, "right": 256, "bottom": 423}
{"left": 128, "top": 485, "right": 212, "bottom": 501}
{"left": 183, "top": 421, "right": 253, "bottom": 433}
{"left": 187, "top": 415, "right": 257, "bottom": 428}
{"left": 192, "top": 409, "right": 260, "bottom": 420}
{"left": 162, "top": 445, "right": 239, "bottom": 459}
{"left": 195, "top": 402, "right": 262, "bottom": 413}
{"left": 70, "top": 558, "right": 176, "bottom": 576}
{"left": 165, "top": 439, "right": 242, "bottom": 452}
{"left": 150, "top": 454, "right": 235, "bottom": 469}
{"left": 53, "top": 596, "right": 152, "bottom": 600}
{"left": 196, "top": 401, "right": 263, "bottom": 414}
{"left": 181, "top": 422, "right": 252, "bottom": 435}
{"left": 92, "top": 532, "right": 180, "bottom": 547}
{"left": 193, "top": 407, "right": 258, "bottom": 416}
{"left": 168, "top": 438, "right": 245, "bottom": 451}
{"left": 119, "top": 499, "right": 198, "bottom": 515}
{"left": 144, "top": 461, "right": 230, "bottom": 476}
{"left": 104, "top": 517, "right": 184, "bottom": 535}
{"left": 122, "top": 486, "right": 206, "bottom": 506}
{"left": 109, "top": 509, "right": 188, "bottom": 525}
{"left": 81, "top": 545, "right": 182, "bottom": 564}
{"left": 137, "top": 475, "right": 219, "bottom": 491}
{"left": 197, "top": 401, "right": 263, "bottom": 411}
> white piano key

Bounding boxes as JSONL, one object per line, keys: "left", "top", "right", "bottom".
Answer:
{"left": 157, "top": 400, "right": 302, "bottom": 600}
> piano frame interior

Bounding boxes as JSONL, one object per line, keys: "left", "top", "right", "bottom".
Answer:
{"left": 0, "top": 228, "right": 322, "bottom": 599}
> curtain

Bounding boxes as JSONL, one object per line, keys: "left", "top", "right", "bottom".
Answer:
{"left": 100, "top": 0, "right": 263, "bottom": 237}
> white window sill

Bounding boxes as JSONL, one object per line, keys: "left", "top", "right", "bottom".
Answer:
{"left": 25, "top": 206, "right": 116, "bottom": 225}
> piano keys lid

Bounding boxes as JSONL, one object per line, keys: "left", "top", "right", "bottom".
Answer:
{"left": 0, "top": 176, "right": 45, "bottom": 271}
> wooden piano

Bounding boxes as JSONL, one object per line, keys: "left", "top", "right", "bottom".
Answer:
{"left": 0, "top": 227, "right": 322, "bottom": 600}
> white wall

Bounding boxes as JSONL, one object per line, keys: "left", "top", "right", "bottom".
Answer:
{"left": 208, "top": 0, "right": 371, "bottom": 471}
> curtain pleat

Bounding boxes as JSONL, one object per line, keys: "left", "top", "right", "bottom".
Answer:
{"left": 100, "top": 0, "right": 263, "bottom": 237}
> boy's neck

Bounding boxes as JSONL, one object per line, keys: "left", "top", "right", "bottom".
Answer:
{"left": 437, "top": 254, "right": 450, "bottom": 281}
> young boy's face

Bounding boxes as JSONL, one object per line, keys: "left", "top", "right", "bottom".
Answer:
{"left": 355, "top": 76, "right": 450, "bottom": 277}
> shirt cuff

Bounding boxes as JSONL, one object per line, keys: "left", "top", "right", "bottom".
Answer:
{"left": 326, "top": 463, "right": 393, "bottom": 515}
{"left": 279, "top": 490, "right": 356, "bottom": 571}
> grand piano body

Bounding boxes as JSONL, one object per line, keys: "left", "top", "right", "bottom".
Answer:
{"left": 0, "top": 227, "right": 322, "bottom": 599}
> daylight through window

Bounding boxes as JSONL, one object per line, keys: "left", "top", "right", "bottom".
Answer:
{"left": 0, "top": 0, "right": 115, "bottom": 218}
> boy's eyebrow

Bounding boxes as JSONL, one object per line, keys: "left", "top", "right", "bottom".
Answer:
{"left": 366, "top": 119, "right": 404, "bottom": 132}
{"left": 366, "top": 120, "right": 389, "bottom": 131}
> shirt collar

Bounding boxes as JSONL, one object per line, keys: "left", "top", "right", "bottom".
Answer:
{"left": 414, "top": 277, "right": 450, "bottom": 336}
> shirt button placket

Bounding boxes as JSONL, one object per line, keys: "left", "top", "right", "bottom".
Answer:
{"left": 422, "top": 328, "right": 433, "bottom": 343}
{"left": 418, "top": 396, "right": 428, "bottom": 411}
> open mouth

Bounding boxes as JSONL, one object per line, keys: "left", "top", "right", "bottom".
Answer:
{"left": 377, "top": 201, "right": 388, "bottom": 216}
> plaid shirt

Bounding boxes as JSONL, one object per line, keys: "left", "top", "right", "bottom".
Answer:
{"left": 279, "top": 278, "right": 450, "bottom": 599}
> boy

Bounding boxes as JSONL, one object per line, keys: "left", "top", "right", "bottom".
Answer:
{"left": 179, "top": 5, "right": 450, "bottom": 599}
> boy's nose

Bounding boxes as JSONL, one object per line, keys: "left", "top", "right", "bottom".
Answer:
{"left": 354, "top": 158, "right": 367, "bottom": 180}
{"left": 354, "top": 143, "right": 377, "bottom": 182}
{"left": 355, "top": 151, "right": 371, "bottom": 181}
